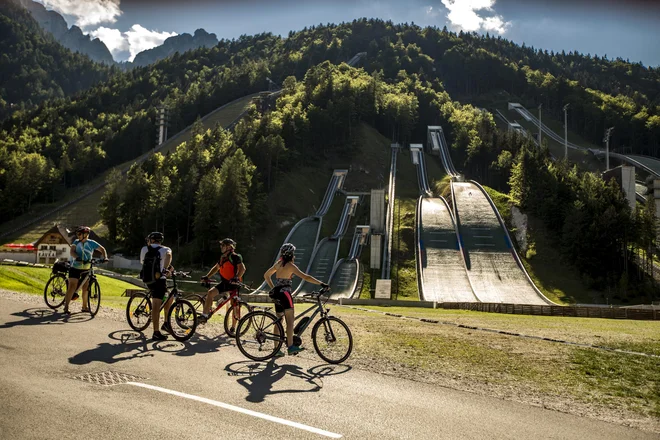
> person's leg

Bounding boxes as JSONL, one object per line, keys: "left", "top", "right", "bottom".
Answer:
{"left": 203, "top": 287, "right": 219, "bottom": 316}
{"left": 162, "top": 295, "right": 174, "bottom": 330}
{"left": 80, "top": 273, "right": 90, "bottom": 311}
{"left": 284, "top": 308, "right": 295, "bottom": 347}
{"left": 151, "top": 297, "right": 162, "bottom": 333}
{"left": 64, "top": 277, "right": 80, "bottom": 312}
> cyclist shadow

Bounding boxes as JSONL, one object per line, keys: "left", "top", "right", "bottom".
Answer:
{"left": 69, "top": 330, "right": 154, "bottom": 365}
{"left": 0, "top": 307, "right": 91, "bottom": 329}
{"left": 158, "top": 333, "right": 234, "bottom": 357}
{"left": 225, "top": 360, "right": 352, "bottom": 403}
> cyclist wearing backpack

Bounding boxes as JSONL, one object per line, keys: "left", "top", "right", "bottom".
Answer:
{"left": 199, "top": 238, "right": 246, "bottom": 324}
{"left": 139, "top": 232, "right": 173, "bottom": 341}
{"left": 63, "top": 226, "right": 108, "bottom": 315}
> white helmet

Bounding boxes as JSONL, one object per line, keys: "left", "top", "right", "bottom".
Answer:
{"left": 280, "top": 243, "right": 296, "bottom": 258}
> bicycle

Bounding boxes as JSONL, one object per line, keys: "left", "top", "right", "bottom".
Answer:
{"left": 197, "top": 277, "right": 255, "bottom": 338}
{"left": 125, "top": 270, "right": 198, "bottom": 342}
{"left": 234, "top": 286, "right": 353, "bottom": 364}
{"left": 44, "top": 258, "right": 104, "bottom": 316}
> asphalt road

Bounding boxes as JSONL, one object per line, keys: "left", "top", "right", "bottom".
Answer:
{"left": 0, "top": 294, "right": 656, "bottom": 440}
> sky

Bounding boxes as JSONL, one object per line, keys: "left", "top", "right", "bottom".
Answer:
{"left": 33, "top": 0, "right": 660, "bottom": 66}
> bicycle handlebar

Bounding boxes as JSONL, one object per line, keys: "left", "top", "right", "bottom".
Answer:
{"left": 171, "top": 270, "right": 191, "bottom": 278}
{"left": 302, "top": 286, "right": 332, "bottom": 298}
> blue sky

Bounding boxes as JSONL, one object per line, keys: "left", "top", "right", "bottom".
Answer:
{"left": 34, "top": 0, "right": 660, "bottom": 66}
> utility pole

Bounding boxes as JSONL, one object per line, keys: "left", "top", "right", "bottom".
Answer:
{"left": 604, "top": 126, "right": 614, "bottom": 170}
{"left": 563, "top": 103, "right": 570, "bottom": 160}
{"left": 537, "top": 104, "right": 542, "bottom": 147}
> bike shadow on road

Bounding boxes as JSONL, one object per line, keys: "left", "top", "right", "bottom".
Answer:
{"left": 69, "top": 330, "right": 154, "bottom": 365}
{"left": 0, "top": 307, "right": 92, "bottom": 329}
{"left": 225, "top": 360, "right": 352, "bottom": 403}
{"left": 150, "top": 332, "right": 234, "bottom": 357}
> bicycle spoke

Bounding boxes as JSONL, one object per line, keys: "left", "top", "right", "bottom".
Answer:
{"left": 312, "top": 317, "right": 353, "bottom": 364}
{"left": 235, "top": 311, "right": 284, "bottom": 361}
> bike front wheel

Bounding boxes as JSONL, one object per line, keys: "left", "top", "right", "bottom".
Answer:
{"left": 312, "top": 316, "right": 353, "bottom": 364}
{"left": 167, "top": 299, "right": 197, "bottom": 342}
{"left": 88, "top": 280, "right": 101, "bottom": 317}
{"left": 44, "top": 274, "right": 67, "bottom": 309}
{"left": 235, "top": 311, "right": 284, "bottom": 362}
{"left": 126, "top": 293, "right": 152, "bottom": 332}
{"left": 224, "top": 301, "right": 252, "bottom": 338}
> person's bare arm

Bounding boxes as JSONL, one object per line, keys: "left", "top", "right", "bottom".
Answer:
{"left": 69, "top": 244, "right": 78, "bottom": 259}
{"left": 98, "top": 245, "right": 108, "bottom": 260}
{"left": 263, "top": 264, "right": 277, "bottom": 289}
{"left": 162, "top": 251, "right": 173, "bottom": 276}
{"left": 291, "top": 264, "right": 323, "bottom": 285}
{"left": 236, "top": 263, "right": 246, "bottom": 280}
{"left": 204, "top": 263, "right": 219, "bottom": 279}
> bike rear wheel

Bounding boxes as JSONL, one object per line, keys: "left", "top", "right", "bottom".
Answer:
{"left": 187, "top": 293, "right": 205, "bottom": 313}
{"left": 167, "top": 299, "right": 197, "bottom": 342}
{"left": 235, "top": 311, "right": 284, "bottom": 361}
{"left": 224, "top": 301, "right": 252, "bottom": 338}
{"left": 88, "top": 279, "right": 101, "bottom": 317}
{"left": 126, "top": 293, "right": 152, "bottom": 332}
{"left": 312, "top": 316, "right": 353, "bottom": 364}
{"left": 44, "top": 274, "right": 67, "bottom": 309}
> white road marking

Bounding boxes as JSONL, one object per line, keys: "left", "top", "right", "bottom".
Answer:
{"left": 126, "top": 382, "right": 342, "bottom": 438}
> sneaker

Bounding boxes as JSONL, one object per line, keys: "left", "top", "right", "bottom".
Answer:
{"left": 161, "top": 323, "right": 172, "bottom": 334}
{"left": 228, "top": 327, "right": 236, "bottom": 335}
{"left": 62, "top": 309, "right": 71, "bottom": 316}
{"left": 152, "top": 332, "right": 168, "bottom": 341}
{"left": 287, "top": 345, "right": 304, "bottom": 355}
{"left": 274, "top": 350, "right": 286, "bottom": 358}
{"left": 198, "top": 314, "right": 208, "bottom": 324}
{"left": 72, "top": 293, "right": 79, "bottom": 301}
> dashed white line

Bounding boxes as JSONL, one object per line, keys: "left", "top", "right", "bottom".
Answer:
{"left": 126, "top": 382, "right": 342, "bottom": 438}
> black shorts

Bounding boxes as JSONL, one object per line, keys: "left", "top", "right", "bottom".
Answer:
{"left": 68, "top": 267, "right": 89, "bottom": 281}
{"left": 213, "top": 280, "right": 238, "bottom": 295}
{"left": 148, "top": 279, "right": 168, "bottom": 300}
{"left": 269, "top": 285, "right": 294, "bottom": 314}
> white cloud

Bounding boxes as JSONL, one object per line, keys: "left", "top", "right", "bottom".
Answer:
{"left": 125, "top": 25, "right": 177, "bottom": 62}
{"left": 37, "top": 0, "right": 122, "bottom": 29}
{"left": 440, "top": 0, "right": 510, "bottom": 34}
{"left": 89, "top": 26, "right": 128, "bottom": 57}
{"left": 89, "top": 25, "right": 177, "bottom": 62}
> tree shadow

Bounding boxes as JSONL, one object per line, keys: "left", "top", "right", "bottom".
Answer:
{"left": 0, "top": 307, "right": 91, "bottom": 329}
{"left": 225, "top": 360, "right": 352, "bottom": 403}
{"left": 68, "top": 330, "right": 154, "bottom": 365}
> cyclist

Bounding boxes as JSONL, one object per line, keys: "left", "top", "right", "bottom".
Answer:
{"left": 63, "top": 226, "right": 108, "bottom": 315}
{"left": 263, "top": 243, "right": 328, "bottom": 356}
{"left": 139, "top": 232, "right": 173, "bottom": 341}
{"left": 199, "top": 238, "right": 246, "bottom": 325}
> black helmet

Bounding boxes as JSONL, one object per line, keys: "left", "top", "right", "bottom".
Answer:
{"left": 76, "top": 226, "right": 91, "bottom": 234}
{"left": 220, "top": 238, "right": 236, "bottom": 247}
{"left": 280, "top": 243, "right": 296, "bottom": 258}
{"left": 148, "top": 231, "right": 164, "bottom": 241}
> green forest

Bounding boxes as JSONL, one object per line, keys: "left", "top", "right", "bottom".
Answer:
{"left": 0, "top": 2, "right": 658, "bottom": 300}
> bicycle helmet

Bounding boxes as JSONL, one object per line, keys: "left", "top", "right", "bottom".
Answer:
{"left": 220, "top": 238, "right": 236, "bottom": 247}
{"left": 280, "top": 243, "right": 296, "bottom": 259}
{"left": 147, "top": 231, "right": 164, "bottom": 241}
{"left": 76, "top": 226, "right": 91, "bottom": 234}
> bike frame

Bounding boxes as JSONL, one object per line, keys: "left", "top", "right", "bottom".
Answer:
{"left": 257, "top": 294, "right": 329, "bottom": 341}
{"left": 135, "top": 272, "right": 185, "bottom": 313}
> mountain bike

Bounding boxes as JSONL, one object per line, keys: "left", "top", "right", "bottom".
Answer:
{"left": 44, "top": 258, "right": 104, "bottom": 317}
{"left": 197, "top": 277, "right": 255, "bottom": 338}
{"left": 125, "top": 270, "right": 197, "bottom": 342}
{"left": 235, "top": 287, "right": 353, "bottom": 364}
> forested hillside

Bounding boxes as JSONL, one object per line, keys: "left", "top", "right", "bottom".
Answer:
{"left": 0, "top": 1, "right": 112, "bottom": 120}
{"left": 1, "top": 18, "right": 657, "bottom": 298}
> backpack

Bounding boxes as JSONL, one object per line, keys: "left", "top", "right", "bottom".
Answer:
{"left": 140, "top": 245, "right": 162, "bottom": 285}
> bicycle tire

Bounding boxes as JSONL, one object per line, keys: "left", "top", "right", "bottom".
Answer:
{"left": 187, "top": 293, "right": 205, "bottom": 313}
{"left": 126, "top": 293, "right": 152, "bottom": 332}
{"left": 88, "top": 279, "right": 101, "bottom": 317}
{"left": 167, "top": 299, "right": 198, "bottom": 342}
{"left": 235, "top": 310, "right": 284, "bottom": 362}
{"left": 44, "top": 274, "right": 67, "bottom": 309}
{"left": 312, "top": 316, "right": 353, "bottom": 364}
{"left": 224, "top": 301, "right": 252, "bottom": 338}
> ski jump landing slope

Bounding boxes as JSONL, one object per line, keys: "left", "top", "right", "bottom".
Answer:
{"left": 328, "top": 226, "right": 368, "bottom": 299}
{"left": 296, "top": 196, "right": 359, "bottom": 295}
{"left": 452, "top": 181, "right": 552, "bottom": 305}
{"left": 413, "top": 135, "right": 475, "bottom": 302}
{"left": 257, "top": 170, "right": 348, "bottom": 293}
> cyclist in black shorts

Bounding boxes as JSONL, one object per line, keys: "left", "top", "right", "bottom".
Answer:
{"left": 264, "top": 243, "right": 327, "bottom": 356}
{"left": 139, "top": 232, "right": 173, "bottom": 340}
{"left": 63, "top": 226, "right": 108, "bottom": 315}
{"left": 199, "top": 238, "right": 246, "bottom": 323}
